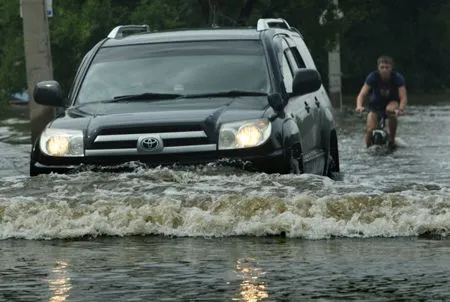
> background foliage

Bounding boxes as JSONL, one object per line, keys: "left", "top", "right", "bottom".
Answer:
{"left": 1, "top": 0, "right": 450, "bottom": 102}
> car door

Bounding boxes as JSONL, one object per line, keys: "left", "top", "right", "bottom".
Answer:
{"left": 290, "top": 34, "right": 334, "bottom": 141}
{"left": 286, "top": 40, "right": 322, "bottom": 153}
{"left": 275, "top": 36, "right": 316, "bottom": 160}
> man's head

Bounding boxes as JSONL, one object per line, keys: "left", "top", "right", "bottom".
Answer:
{"left": 377, "top": 55, "right": 394, "bottom": 81}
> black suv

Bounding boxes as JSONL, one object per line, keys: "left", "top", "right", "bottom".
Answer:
{"left": 31, "top": 18, "right": 340, "bottom": 177}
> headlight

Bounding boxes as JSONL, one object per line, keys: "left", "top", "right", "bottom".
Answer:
{"left": 218, "top": 119, "right": 271, "bottom": 150}
{"left": 39, "top": 129, "right": 84, "bottom": 157}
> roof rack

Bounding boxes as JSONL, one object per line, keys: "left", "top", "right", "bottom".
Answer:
{"left": 289, "top": 27, "right": 304, "bottom": 39}
{"left": 256, "top": 18, "right": 304, "bottom": 38}
{"left": 107, "top": 25, "right": 150, "bottom": 39}
{"left": 257, "top": 18, "right": 291, "bottom": 31}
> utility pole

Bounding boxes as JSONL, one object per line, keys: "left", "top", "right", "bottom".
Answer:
{"left": 21, "top": 0, "right": 55, "bottom": 145}
{"left": 328, "top": 34, "right": 342, "bottom": 111}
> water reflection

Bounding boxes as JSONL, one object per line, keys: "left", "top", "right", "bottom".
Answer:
{"left": 47, "top": 260, "right": 72, "bottom": 302}
{"left": 233, "top": 258, "right": 268, "bottom": 302}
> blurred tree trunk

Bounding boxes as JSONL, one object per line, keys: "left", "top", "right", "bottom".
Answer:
{"left": 237, "top": 0, "right": 258, "bottom": 25}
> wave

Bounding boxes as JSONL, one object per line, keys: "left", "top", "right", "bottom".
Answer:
{"left": 1, "top": 171, "right": 448, "bottom": 240}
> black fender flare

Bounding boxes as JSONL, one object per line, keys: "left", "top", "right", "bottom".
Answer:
{"left": 329, "top": 129, "right": 340, "bottom": 172}
{"left": 320, "top": 106, "right": 335, "bottom": 150}
{"left": 322, "top": 127, "right": 340, "bottom": 173}
{"left": 29, "top": 134, "right": 43, "bottom": 176}
{"left": 281, "top": 117, "right": 301, "bottom": 150}
{"left": 319, "top": 107, "right": 340, "bottom": 174}
{"left": 280, "top": 117, "right": 304, "bottom": 173}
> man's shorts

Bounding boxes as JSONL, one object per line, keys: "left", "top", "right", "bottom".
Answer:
{"left": 368, "top": 100, "right": 399, "bottom": 113}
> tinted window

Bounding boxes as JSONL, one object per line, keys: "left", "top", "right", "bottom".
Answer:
{"left": 276, "top": 37, "right": 295, "bottom": 94}
{"left": 290, "top": 47, "right": 306, "bottom": 69}
{"left": 76, "top": 40, "right": 270, "bottom": 103}
{"left": 281, "top": 52, "right": 293, "bottom": 93}
{"left": 291, "top": 36, "right": 316, "bottom": 69}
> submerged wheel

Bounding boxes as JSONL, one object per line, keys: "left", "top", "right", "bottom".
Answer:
{"left": 324, "top": 153, "right": 337, "bottom": 177}
{"left": 324, "top": 131, "right": 340, "bottom": 179}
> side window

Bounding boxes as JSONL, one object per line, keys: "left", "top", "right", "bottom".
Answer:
{"left": 273, "top": 35, "right": 300, "bottom": 94}
{"left": 290, "top": 47, "right": 306, "bottom": 69}
{"left": 276, "top": 37, "right": 295, "bottom": 93}
{"left": 291, "top": 35, "right": 316, "bottom": 69}
{"left": 281, "top": 52, "right": 294, "bottom": 93}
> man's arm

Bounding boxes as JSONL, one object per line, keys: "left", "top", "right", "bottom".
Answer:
{"left": 356, "top": 83, "right": 371, "bottom": 110}
{"left": 398, "top": 86, "right": 407, "bottom": 111}
{"left": 395, "top": 72, "right": 407, "bottom": 112}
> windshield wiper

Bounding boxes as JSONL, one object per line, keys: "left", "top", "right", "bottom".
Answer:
{"left": 73, "top": 92, "right": 182, "bottom": 108}
{"left": 180, "top": 90, "right": 267, "bottom": 99}
{"left": 73, "top": 91, "right": 266, "bottom": 108}
{"left": 111, "top": 92, "right": 182, "bottom": 102}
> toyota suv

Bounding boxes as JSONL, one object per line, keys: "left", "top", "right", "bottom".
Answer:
{"left": 30, "top": 18, "right": 340, "bottom": 177}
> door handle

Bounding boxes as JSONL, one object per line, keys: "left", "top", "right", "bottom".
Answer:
{"left": 314, "top": 97, "right": 320, "bottom": 108}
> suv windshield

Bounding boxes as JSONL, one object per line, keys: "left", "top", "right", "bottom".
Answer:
{"left": 76, "top": 40, "right": 270, "bottom": 104}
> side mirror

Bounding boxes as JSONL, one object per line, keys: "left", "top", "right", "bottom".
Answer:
{"left": 33, "top": 80, "right": 64, "bottom": 107}
{"left": 268, "top": 93, "right": 284, "bottom": 113}
{"left": 292, "top": 69, "right": 322, "bottom": 97}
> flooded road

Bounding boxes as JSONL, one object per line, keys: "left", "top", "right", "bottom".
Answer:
{"left": 0, "top": 103, "right": 449, "bottom": 301}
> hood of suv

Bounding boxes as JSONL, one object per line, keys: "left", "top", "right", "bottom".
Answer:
{"left": 50, "top": 96, "right": 271, "bottom": 134}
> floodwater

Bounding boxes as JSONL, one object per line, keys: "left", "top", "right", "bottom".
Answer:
{"left": 0, "top": 103, "right": 449, "bottom": 301}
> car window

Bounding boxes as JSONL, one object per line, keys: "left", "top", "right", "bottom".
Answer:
{"left": 290, "top": 35, "right": 316, "bottom": 69}
{"left": 281, "top": 52, "right": 294, "bottom": 93}
{"left": 76, "top": 40, "right": 270, "bottom": 103}
{"left": 275, "top": 37, "right": 295, "bottom": 94}
{"left": 290, "top": 47, "right": 306, "bottom": 69}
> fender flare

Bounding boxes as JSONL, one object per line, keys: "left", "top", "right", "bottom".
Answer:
{"left": 320, "top": 107, "right": 340, "bottom": 174}
{"left": 325, "top": 128, "right": 340, "bottom": 173}
{"left": 281, "top": 118, "right": 302, "bottom": 149}
{"left": 280, "top": 118, "right": 304, "bottom": 174}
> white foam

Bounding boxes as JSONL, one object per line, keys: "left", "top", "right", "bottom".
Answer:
{"left": 1, "top": 118, "right": 28, "bottom": 125}
{"left": 0, "top": 189, "right": 448, "bottom": 240}
{"left": 394, "top": 137, "right": 408, "bottom": 147}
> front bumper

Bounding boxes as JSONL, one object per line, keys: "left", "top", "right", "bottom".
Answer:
{"left": 31, "top": 147, "right": 286, "bottom": 175}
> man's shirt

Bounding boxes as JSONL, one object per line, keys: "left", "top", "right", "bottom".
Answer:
{"left": 365, "top": 71, "right": 405, "bottom": 103}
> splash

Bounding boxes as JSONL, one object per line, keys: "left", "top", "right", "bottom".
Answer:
{"left": 0, "top": 176, "right": 448, "bottom": 240}
{"left": 1, "top": 104, "right": 450, "bottom": 240}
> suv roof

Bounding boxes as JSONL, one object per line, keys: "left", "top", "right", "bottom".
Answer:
{"left": 103, "top": 29, "right": 261, "bottom": 46}
{"left": 102, "top": 18, "right": 303, "bottom": 47}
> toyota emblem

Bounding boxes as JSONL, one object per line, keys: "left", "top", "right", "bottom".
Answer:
{"left": 137, "top": 136, "right": 163, "bottom": 152}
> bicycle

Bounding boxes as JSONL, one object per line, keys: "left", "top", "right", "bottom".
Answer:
{"left": 370, "top": 111, "right": 389, "bottom": 146}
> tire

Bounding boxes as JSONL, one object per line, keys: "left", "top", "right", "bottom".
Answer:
{"left": 324, "top": 153, "right": 335, "bottom": 177}
{"left": 324, "top": 131, "right": 340, "bottom": 179}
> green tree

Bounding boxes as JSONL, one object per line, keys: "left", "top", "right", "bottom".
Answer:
{"left": 1, "top": 0, "right": 450, "bottom": 105}
{"left": 0, "top": 1, "right": 26, "bottom": 102}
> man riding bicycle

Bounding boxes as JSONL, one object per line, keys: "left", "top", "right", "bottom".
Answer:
{"left": 355, "top": 55, "right": 408, "bottom": 149}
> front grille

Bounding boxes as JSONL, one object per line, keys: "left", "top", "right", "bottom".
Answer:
{"left": 163, "top": 137, "right": 209, "bottom": 147}
{"left": 87, "top": 126, "right": 216, "bottom": 156}
{"left": 97, "top": 124, "right": 204, "bottom": 135}
{"left": 90, "top": 137, "right": 210, "bottom": 150}
{"left": 91, "top": 141, "right": 136, "bottom": 149}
